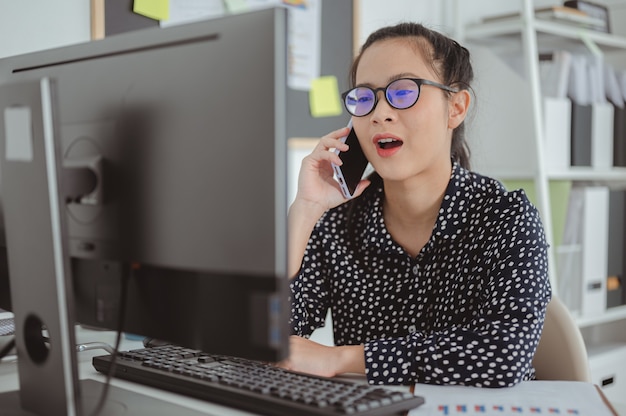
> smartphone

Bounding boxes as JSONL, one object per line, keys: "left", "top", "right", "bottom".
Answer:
{"left": 332, "top": 122, "right": 369, "bottom": 199}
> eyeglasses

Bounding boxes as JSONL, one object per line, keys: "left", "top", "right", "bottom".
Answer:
{"left": 341, "top": 78, "right": 459, "bottom": 117}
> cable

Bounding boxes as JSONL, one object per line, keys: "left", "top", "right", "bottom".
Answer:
{"left": 76, "top": 342, "right": 115, "bottom": 355}
{"left": 89, "top": 263, "right": 132, "bottom": 416}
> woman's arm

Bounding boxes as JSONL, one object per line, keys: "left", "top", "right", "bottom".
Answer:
{"left": 288, "top": 126, "right": 370, "bottom": 278}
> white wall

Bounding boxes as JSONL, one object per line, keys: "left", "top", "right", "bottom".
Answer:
{"left": 2, "top": 1, "right": 622, "bottom": 60}
{"left": 0, "top": 0, "right": 90, "bottom": 59}
{"left": 356, "top": 0, "right": 622, "bottom": 44}
{"left": 4, "top": 0, "right": 611, "bottom": 57}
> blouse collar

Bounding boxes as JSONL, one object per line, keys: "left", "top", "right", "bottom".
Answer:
{"left": 361, "top": 162, "right": 474, "bottom": 256}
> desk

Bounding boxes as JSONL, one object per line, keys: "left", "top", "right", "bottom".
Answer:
{"left": 0, "top": 327, "right": 622, "bottom": 416}
{"left": 0, "top": 327, "right": 257, "bottom": 415}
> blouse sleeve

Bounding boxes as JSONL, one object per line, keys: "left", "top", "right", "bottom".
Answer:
{"left": 289, "top": 218, "right": 332, "bottom": 338}
{"left": 364, "top": 196, "right": 552, "bottom": 387}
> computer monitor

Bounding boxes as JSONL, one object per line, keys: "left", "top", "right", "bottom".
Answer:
{"left": 0, "top": 7, "right": 289, "bottom": 414}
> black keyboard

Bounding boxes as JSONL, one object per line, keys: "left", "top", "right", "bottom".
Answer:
{"left": 92, "top": 345, "right": 424, "bottom": 416}
{"left": 0, "top": 317, "right": 15, "bottom": 336}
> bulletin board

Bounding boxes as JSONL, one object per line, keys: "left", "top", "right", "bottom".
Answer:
{"left": 90, "top": 0, "right": 355, "bottom": 139}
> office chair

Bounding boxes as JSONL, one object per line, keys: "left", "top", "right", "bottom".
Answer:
{"left": 532, "top": 296, "right": 592, "bottom": 382}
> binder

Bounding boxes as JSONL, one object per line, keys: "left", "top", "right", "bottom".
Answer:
{"left": 579, "top": 186, "right": 609, "bottom": 316}
{"left": 571, "top": 103, "right": 593, "bottom": 166}
{"left": 570, "top": 102, "right": 614, "bottom": 168}
{"left": 544, "top": 97, "right": 571, "bottom": 170}
{"left": 614, "top": 105, "right": 626, "bottom": 167}
{"left": 558, "top": 186, "right": 585, "bottom": 313}
{"left": 604, "top": 64, "right": 625, "bottom": 169}
{"left": 607, "top": 190, "right": 625, "bottom": 307}
{"left": 591, "top": 103, "right": 614, "bottom": 168}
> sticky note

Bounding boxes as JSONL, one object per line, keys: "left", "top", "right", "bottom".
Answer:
{"left": 4, "top": 106, "right": 34, "bottom": 162}
{"left": 134, "top": 0, "right": 170, "bottom": 21}
{"left": 283, "top": 0, "right": 308, "bottom": 8}
{"left": 224, "top": 0, "right": 249, "bottom": 14}
{"left": 309, "top": 76, "right": 342, "bottom": 118}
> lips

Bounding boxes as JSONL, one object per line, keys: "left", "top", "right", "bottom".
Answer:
{"left": 377, "top": 138, "right": 403, "bottom": 150}
{"left": 373, "top": 134, "right": 403, "bottom": 157}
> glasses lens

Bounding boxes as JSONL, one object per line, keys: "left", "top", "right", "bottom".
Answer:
{"left": 386, "top": 79, "right": 420, "bottom": 109}
{"left": 344, "top": 87, "right": 375, "bottom": 116}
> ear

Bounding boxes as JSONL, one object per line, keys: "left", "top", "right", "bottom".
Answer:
{"left": 447, "top": 89, "right": 471, "bottom": 130}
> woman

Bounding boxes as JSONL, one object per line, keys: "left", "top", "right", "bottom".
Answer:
{"left": 281, "top": 22, "right": 551, "bottom": 387}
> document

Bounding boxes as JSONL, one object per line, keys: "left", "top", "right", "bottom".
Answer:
{"left": 409, "top": 381, "right": 613, "bottom": 415}
{"left": 568, "top": 54, "right": 592, "bottom": 105}
{"left": 605, "top": 64, "right": 624, "bottom": 108}
{"left": 588, "top": 56, "right": 606, "bottom": 104}
{"left": 159, "top": 0, "right": 226, "bottom": 27}
{"left": 539, "top": 50, "right": 572, "bottom": 98}
{"left": 285, "top": 0, "right": 321, "bottom": 91}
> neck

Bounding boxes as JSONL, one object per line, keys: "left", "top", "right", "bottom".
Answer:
{"left": 384, "top": 162, "right": 452, "bottom": 223}
{"left": 381, "top": 161, "right": 452, "bottom": 256}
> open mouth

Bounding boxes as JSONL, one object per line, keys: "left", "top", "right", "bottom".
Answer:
{"left": 377, "top": 138, "right": 403, "bottom": 150}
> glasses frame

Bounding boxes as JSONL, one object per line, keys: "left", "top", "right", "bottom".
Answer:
{"left": 341, "top": 78, "right": 459, "bottom": 117}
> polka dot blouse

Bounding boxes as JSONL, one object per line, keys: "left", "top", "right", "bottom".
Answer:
{"left": 290, "top": 162, "right": 552, "bottom": 387}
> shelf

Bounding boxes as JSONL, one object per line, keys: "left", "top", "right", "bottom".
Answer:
{"left": 463, "top": 0, "right": 626, "bottom": 339}
{"left": 482, "top": 171, "right": 536, "bottom": 181}
{"left": 483, "top": 167, "right": 626, "bottom": 184}
{"left": 547, "top": 167, "right": 626, "bottom": 183}
{"left": 466, "top": 17, "right": 626, "bottom": 52}
{"left": 576, "top": 304, "right": 626, "bottom": 328}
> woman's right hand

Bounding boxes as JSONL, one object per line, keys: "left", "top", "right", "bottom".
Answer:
{"left": 294, "top": 126, "right": 369, "bottom": 215}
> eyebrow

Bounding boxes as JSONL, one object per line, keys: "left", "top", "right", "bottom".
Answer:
{"left": 355, "top": 72, "right": 422, "bottom": 88}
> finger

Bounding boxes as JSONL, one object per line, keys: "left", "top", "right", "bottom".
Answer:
{"left": 303, "top": 145, "right": 344, "bottom": 167}
{"left": 317, "top": 127, "right": 350, "bottom": 151}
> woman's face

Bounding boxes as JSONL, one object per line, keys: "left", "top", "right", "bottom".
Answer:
{"left": 352, "top": 38, "right": 457, "bottom": 184}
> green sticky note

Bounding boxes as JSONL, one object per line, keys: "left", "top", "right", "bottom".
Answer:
{"left": 224, "top": 0, "right": 249, "bottom": 14}
{"left": 309, "top": 76, "right": 343, "bottom": 118}
{"left": 134, "top": 0, "right": 169, "bottom": 21}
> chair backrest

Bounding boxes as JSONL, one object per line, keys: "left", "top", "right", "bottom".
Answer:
{"left": 532, "top": 296, "right": 591, "bottom": 382}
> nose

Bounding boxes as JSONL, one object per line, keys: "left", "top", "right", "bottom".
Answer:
{"left": 369, "top": 90, "right": 396, "bottom": 124}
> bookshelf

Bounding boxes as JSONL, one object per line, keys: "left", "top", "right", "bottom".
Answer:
{"left": 466, "top": 16, "right": 626, "bottom": 51}
{"left": 577, "top": 304, "right": 626, "bottom": 328}
{"left": 461, "top": 0, "right": 626, "bottom": 301}
{"left": 459, "top": 0, "right": 626, "bottom": 403}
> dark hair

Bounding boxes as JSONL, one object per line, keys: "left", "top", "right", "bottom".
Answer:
{"left": 350, "top": 22, "right": 474, "bottom": 170}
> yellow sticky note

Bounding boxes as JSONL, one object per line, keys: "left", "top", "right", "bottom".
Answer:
{"left": 309, "top": 76, "right": 342, "bottom": 118}
{"left": 134, "top": 0, "right": 169, "bottom": 21}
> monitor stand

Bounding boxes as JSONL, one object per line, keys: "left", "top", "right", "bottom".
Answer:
{"left": 0, "top": 78, "right": 209, "bottom": 415}
{"left": 0, "top": 77, "right": 82, "bottom": 415}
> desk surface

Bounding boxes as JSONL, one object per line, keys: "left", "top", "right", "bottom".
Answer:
{"left": 0, "top": 327, "right": 259, "bottom": 415}
{"left": 0, "top": 327, "right": 622, "bottom": 416}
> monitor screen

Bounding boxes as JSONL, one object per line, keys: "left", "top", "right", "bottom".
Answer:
{"left": 0, "top": 7, "right": 289, "bottom": 362}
